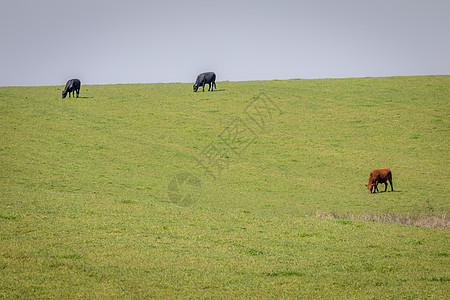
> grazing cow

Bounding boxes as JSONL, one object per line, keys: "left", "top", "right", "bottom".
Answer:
{"left": 365, "top": 168, "right": 393, "bottom": 193}
{"left": 193, "top": 72, "right": 216, "bottom": 92}
{"left": 62, "top": 79, "right": 81, "bottom": 99}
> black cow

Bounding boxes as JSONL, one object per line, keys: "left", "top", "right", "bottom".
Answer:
{"left": 193, "top": 72, "right": 216, "bottom": 92}
{"left": 62, "top": 79, "right": 81, "bottom": 99}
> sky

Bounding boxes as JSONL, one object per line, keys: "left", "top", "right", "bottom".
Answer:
{"left": 1, "top": 0, "right": 449, "bottom": 86}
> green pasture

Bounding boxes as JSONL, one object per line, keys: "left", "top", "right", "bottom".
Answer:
{"left": 0, "top": 76, "right": 449, "bottom": 298}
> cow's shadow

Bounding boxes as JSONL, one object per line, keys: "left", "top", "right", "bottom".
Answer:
{"left": 212, "top": 89, "right": 226, "bottom": 92}
{"left": 77, "top": 96, "right": 93, "bottom": 99}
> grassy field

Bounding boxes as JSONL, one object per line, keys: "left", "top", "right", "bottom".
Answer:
{"left": 0, "top": 76, "right": 449, "bottom": 298}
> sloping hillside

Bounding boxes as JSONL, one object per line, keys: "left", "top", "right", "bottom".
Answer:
{"left": 0, "top": 76, "right": 448, "bottom": 298}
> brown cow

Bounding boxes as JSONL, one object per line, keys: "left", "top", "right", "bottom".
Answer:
{"left": 365, "top": 168, "right": 393, "bottom": 193}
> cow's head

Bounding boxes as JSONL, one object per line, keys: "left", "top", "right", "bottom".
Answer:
{"left": 62, "top": 91, "right": 67, "bottom": 99}
{"left": 365, "top": 183, "right": 373, "bottom": 193}
{"left": 193, "top": 83, "right": 198, "bottom": 92}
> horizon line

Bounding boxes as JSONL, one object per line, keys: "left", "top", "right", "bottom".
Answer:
{"left": 0, "top": 74, "right": 448, "bottom": 88}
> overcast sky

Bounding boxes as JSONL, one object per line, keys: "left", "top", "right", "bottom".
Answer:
{"left": 1, "top": 0, "right": 449, "bottom": 86}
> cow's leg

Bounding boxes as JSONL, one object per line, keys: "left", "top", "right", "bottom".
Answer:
{"left": 208, "top": 83, "right": 211, "bottom": 91}
{"left": 374, "top": 181, "right": 379, "bottom": 193}
{"left": 76, "top": 89, "right": 79, "bottom": 98}
{"left": 389, "top": 179, "right": 393, "bottom": 191}
{"left": 384, "top": 182, "right": 388, "bottom": 192}
{"left": 202, "top": 84, "right": 205, "bottom": 92}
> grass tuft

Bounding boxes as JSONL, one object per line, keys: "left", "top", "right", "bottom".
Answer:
{"left": 314, "top": 210, "right": 449, "bottom": 229}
